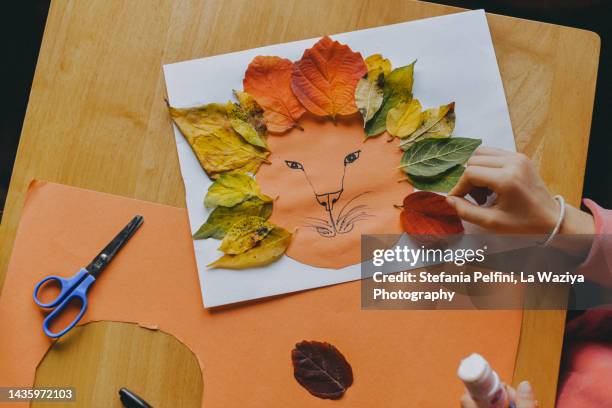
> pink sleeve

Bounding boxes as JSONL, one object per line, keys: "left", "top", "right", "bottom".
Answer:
{"left": 576, "top": 199, "right": 612, "bottom": 286}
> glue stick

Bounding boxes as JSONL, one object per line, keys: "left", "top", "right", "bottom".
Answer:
{"left": 458, "top": 353, "right": 515, "bottom": 408}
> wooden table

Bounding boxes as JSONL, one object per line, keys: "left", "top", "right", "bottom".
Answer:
{"left": 0, "top": 0, "right": 599, "bottom": 406}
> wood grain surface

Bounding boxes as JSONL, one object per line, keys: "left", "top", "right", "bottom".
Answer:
{"left": 0, "top": 0, "right": 599, "bottom": 406}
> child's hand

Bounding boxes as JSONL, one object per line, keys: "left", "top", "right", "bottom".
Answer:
{"left": 460, "top": 381, "right": 537, "bottom": 408}
{"left": 447, "top": 148, "right": 594, "bottom": 235}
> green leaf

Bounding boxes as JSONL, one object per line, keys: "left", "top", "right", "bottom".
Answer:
{"left": 364, "top": 61, "right": 416, "bottom": 138}
{"left": 204, "top": 173, "right": 272, "bottom": 208}
{"left": 208, "top": 226, "right": 292, "bottom": 269}
{"left": 355, "top": 77, "right": 384, "bottom": 125}
{"left": 400, "top": 137, "right": 481, "bottom": 177}
{"left": 218, "top": 216, "right": 274, "bottom": 255}
{"left": 193, "top": 197, "right": 273, "bottom": 240}
{"left": 406, "top": 164, "right": 465, "bottom": 193}
{"left": 399, "top": 102, "right": 456, "bottom": 150}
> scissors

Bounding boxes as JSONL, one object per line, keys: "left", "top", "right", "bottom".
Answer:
{"left": 33, "top": 215, "right": 144, "bottom": 338}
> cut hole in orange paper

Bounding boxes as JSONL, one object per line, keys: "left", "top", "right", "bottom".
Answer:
{"left": 257, "top": 113, "right": 411, "bottom": 269}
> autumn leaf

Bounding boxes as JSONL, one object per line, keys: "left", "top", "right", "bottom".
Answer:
{"left": 386, "top": 98, "right": 422, "bottom": 138}
{"left": 399, "top": 102, "right": 456, "bottom": 150}
{"left": 204, "top": 172, "right": 272, "bottom": 208}
{"left": 365, "top": 61, "right": 416, "bottom": 137}
{"left": 292, "top": 340, "right": 354, "bottom": 400}
{"left": 168, "top": 103, "right": 269, "bottom": 179}
{"left": 244, "top": 56, "right": 306, "bottom": 133}
{"left": 405, "top": 165, "right": 464, "bottom": 193}
{"left": 218, "top": 216, "right": 274, "bottom": 255}
{"left": 291, "top": 36, "right": 367, "bottom": 119}
{"left": 208, "top": 226, "right": 292, "bottom": 269}
{"left": 400, "top": 137, "right": 481, "bottom": 177}
{"left": 355, "top": 77, "right": 384, "bottom": 125}
{"left": 226, "top": 99, "right": 268, "bottom": 150}
{"left": 365, "top": 53, "right": 391, "bottom": 81}
{"left": 400, "top": 191, "right": 464, "bottom": 236}
{"left": 193, "top": 197, "right": 273, "bottom": 240}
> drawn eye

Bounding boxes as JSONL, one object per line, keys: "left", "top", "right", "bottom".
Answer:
{"left": 285, "top": 160, "right": 304, "bottom": 170}
{"left": 344, "top": 150, "right": 361, "bottom": 165}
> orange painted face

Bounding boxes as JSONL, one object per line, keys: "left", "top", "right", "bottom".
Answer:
{"left": 257, "top": 113, "right": 412, "bottom": 269}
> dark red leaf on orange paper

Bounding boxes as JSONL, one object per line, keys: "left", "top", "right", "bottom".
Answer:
{"left": 243, "top": 56, "right": 306, "bottom": 133}
{"left": 291, "top": 340, "right": 354, "bottom": 400}
{"left": 400, "top": 191, "right": 464, "bottom": 236}
{"left": 291, "top": 36, "right": 367, "bottom": 119}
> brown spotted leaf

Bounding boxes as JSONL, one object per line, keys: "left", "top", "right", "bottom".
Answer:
{"left": 291, "top": 340, "right": 354, "bottom": 400}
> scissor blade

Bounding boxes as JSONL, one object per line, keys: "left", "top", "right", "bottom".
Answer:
{"left": 86, "top": 215, "right": 144, "bottom": 278}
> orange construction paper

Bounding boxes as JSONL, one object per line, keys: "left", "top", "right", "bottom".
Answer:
{"left": 258, "top": 113, "right": 409, "bottom": 269}
{"left": 0, "top": 181, "right": 522, "bottom": 407}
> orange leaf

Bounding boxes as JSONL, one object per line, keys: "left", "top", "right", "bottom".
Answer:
{"left": 291, "top": 36, "right": 367, "bottom": 119}
{"left": 243, "top": 56, "right": 306, "bottom": 133}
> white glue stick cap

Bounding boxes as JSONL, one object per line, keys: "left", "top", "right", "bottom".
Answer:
{"left": 457, "top": 353, "right": 499, "bottom": 399}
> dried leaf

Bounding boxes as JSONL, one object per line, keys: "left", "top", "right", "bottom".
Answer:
{"left": 218, "top": 216, "right": 274, "bottom": 255}
{"left": 365, "top": 53, "right": 391, "bottom": 81}
{"left": 168, "top": 103, "right": 269, "bottom": 179}
{"left": 355, "top": 77, "right": 384, "bottom": 125}
{"left": 386, "top": 98, "right": 423, "bottom": 138}
{"left": 400, "top": 137, "right": 481, "bottom": 177}
{"left": 291, "top": 340, "right": 353, "bottom": 400}
{"left": 365, "top": 61, "right": 416, "bottom": 137}
{"left": 208, "top": 226, "right": 292, "bottom": 269}
{"left": 226, "top": 101, "right": 268, "bottom": 150}
{"left": 204, "top": 172, "right": 272, "bottom": 208}
{"left": 291, "top": 36, "right": 367, "bottom": 119}
{"left": 193, "top": 197, "right": 273, "bottom": 240}
{"left": 244, "top": 56, "right": 306, "bottom": 133}
{"left": 400, "top": 191, "right": 464, "bottom": 236}
{"left": 406, "top": 165, "right": 465, "bottom": 193}
{"left": 399, "top": 102, "right": 456, "bottom": 150}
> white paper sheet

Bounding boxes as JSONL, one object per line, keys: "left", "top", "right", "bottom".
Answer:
{"left": 163, "top": 9, "right": 516, "bottom": 307}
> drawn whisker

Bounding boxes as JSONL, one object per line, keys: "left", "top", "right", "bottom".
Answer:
{"left": 336, "top": 204, "right": 370, "bottom": 224}
{"left": 342, "top": 212, "right": 373, "bottom": 227}
{"left": 337, "top": 191, "right": 372, "bottom": 220}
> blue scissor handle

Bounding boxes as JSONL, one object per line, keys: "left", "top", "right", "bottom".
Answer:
{"left": 33, "top": 268, "right": 89, "bottom": 308}
{"left": 33, "top": 268, "right": 96, "bottom": 338}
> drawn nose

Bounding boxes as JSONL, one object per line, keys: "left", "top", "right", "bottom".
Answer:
{"left": 316, "top": 190, "right": 343, "bottom": 211}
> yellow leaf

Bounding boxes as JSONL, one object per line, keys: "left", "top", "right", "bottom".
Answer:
{"left": 365, "top": 54, "right": 391, "bottom": 81}
{"left": 204, "top": 172, "right": 272, "bottom": 208}
{"left": 399, "top": 102, "right": 456, "bottom": 150}
{"left": 365, "top": 61, "right": 416, "bottom": 137}
{"left": 208, "top": 226, "right": 292, "bottom": 269}
{"left": 355, "top": 77, "right": 384, "bottom": 125}
{"left": 168, "top": 102, "right": 269, "bottom": 179}
{"left": 218, "top": 216, "right": 274, "bottom": 254}
{"left": 226, "top": 101, "right": 268, "bottom": 150}
{"left": 386, "top": 99, "right": 423, "bottom": 138}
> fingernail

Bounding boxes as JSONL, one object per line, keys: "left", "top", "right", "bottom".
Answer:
{"left": 517, "top": 381, "right": 532, "bottom": 396}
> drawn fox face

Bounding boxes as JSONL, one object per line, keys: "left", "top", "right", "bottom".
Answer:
{"left": 257, "top": 113, "right": 411, "bottom": 269}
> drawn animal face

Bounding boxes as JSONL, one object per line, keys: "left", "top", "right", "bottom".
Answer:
{"left": 256, "top": 113, "right": 411, "bottom": 269}
{"left": 283, "top": 149, "right": 369, "bottom": 238}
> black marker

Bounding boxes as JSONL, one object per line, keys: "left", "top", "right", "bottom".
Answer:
{"left": 119, "top": 388, "right": 153, "bottom": 408}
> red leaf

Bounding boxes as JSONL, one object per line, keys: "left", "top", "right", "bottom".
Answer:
{"left": 243, "top": 56, "right": 306, "bottom": 133}
{"left": 291, "top": 340, "right": 353, "bottom": 400}
{"left": 400, "top": 191, "right": 464, "bottom": 236}
{"left": 291, "top": 36, "right": 367, "bottom": 119}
